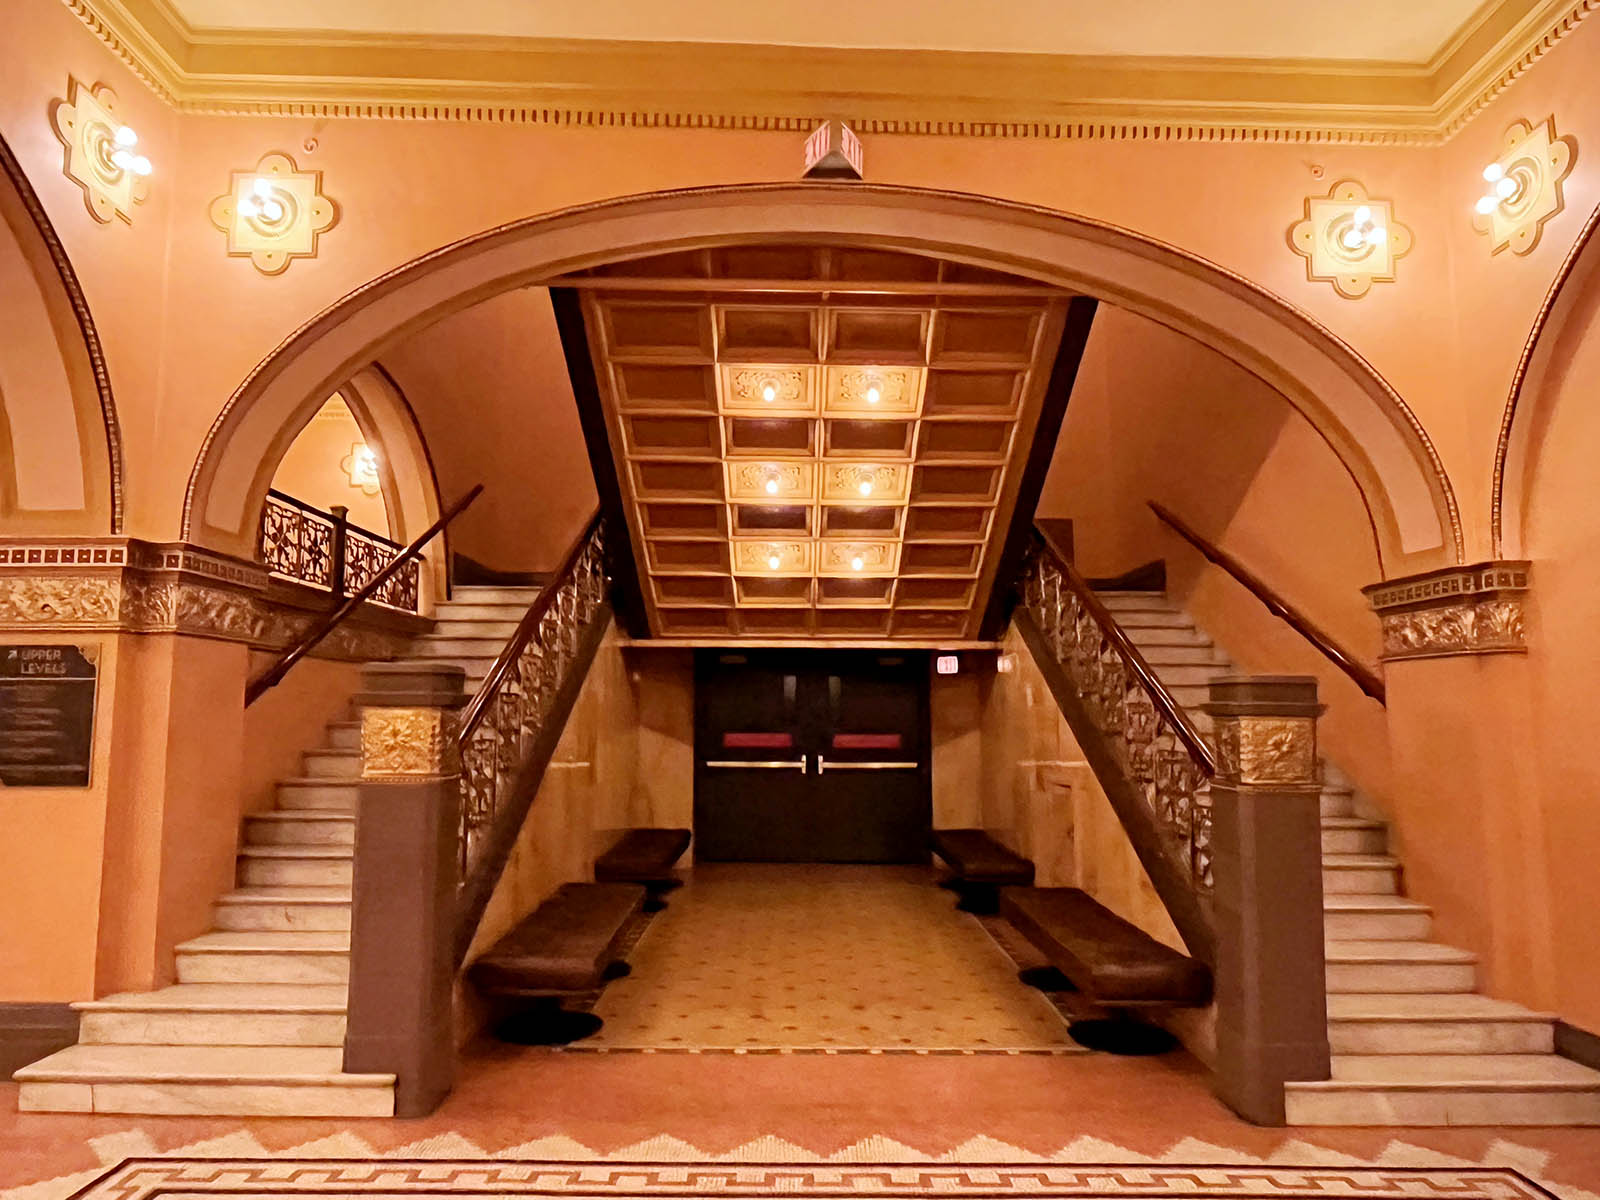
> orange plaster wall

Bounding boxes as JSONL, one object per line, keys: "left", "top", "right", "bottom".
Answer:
{"left": 380, "top": 289, "right": 597, "bottom": 572}
{"left": 1042, "top": 307, "right": 1391, "bottom": 801}
{"left": 239, "top": 653, "right": 363, "bottom": 817}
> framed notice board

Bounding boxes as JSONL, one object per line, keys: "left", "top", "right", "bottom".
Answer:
{"left": 0, "top": 644, "right": 98, "bottom": 787}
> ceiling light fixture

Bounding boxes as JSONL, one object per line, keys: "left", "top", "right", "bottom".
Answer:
{"left": 1475, "top": 162, "right": 1521, "bottom": 215}
{"left": 767, "top": 550, "right": 782, "bottom": 570}
{"left": 865, "top": 385, "right": 881, "bottom": 405}
{"left": 765, "top": 476, "right": 780, "bottom": 495}
{"left": 108, "top": 126, "right": 152, "bottom": 177}
{"left": 238, "top": 177, "right": 285, "bottom": 222}
{"left": 1339, "top": 205, "right": 1386, "bottom": 250}
{"left": 859, "top": 480, "right": 873, "bottom": 496}
{"left": 762, "top": 383, "right": 777, "bottom": 403}
{"left": 851, "top": 555, "right": 865, "bottom": 572}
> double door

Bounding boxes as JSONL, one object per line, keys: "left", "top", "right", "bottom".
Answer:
{"left": 694, "top": 651, "right": 931, "bottom": 863}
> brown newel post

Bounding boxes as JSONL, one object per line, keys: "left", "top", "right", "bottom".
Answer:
{"left": 343, "top": 660, "right": 465, "bottom": 1117}
{"left": 1205, "top": 675, "right": 1331, "bottom": 1126}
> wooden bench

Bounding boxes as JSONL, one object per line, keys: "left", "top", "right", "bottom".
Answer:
{"left": 594, "top": 827, "right": 691, "bottom": 910}
{"left": 929, "top": 828, "right": 1034, "bottom": 913}
{"left": 1001, "top": 886, "right": 1211, "bottom": 1054}
{"left": 468, "top": 882, "right": 645, "bottom": 1044}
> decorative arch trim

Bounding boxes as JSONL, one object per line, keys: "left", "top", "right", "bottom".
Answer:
{"left": 0, "top": 131, "right": 124, "bottom": 533}
{"left": 1491, "top": 197, "right": 1600, "bottom": 558}
{"left": 183, "top": 183, "right": 1462, "bottom": 574}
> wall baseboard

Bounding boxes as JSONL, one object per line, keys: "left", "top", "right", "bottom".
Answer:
{"left": 0, "top": 1003, "right": 80, "bottom": 1078}
{"left": 1555, "top": 1020, "right": 1600, "bottom": 1071}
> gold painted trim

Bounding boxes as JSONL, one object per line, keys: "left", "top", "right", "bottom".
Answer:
{"left": 361, "top": 706, "right": 460, "bottom": 779}
{"left": 57, "top": 0, "right": 1599, "bottom": 144}
{"left": 1363, "top": 560, "right": 1530, "bottom": 660}
{"left": 1213, "top": 715, "right": 1318, "bottom": 787}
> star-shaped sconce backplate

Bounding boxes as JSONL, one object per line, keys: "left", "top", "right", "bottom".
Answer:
{"left": 50, "top": 78, "right": 148, "bottom": 224}
{"left": 1289, "top": 180, "right": 1414, "bottom": 300}
{"left": 1473, "top": 117, "right": 1577, "bottom": 256}
{"left": 208, "top": 152, "right": 338, "bottom": 276}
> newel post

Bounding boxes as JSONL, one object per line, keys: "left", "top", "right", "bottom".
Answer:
{"left": 344, "top": 661, "right": 465, "bottom": 1117}
{"left": 1205, "top": 675, "right": 1331, "bottom": 1125}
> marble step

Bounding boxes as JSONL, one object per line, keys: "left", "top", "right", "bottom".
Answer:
{"left": 1325, "top": 940, "right": 1477, "bottom": 994}
{"left": 1326, "top": 993, "right": 1556, "bottom": 1055}
{"left": 1321, "top": 817, "right": 1389, "bottom": 855}
{"left": 1149, "top": 664, "right": 1230, "bottom": 688}
{"left": 1125, "top": 626, "right": 1214, "bottom": 648}
{"left": 15, "top": 1044, "right": 392, "bottom": 1116}
{"left": 1096, "top": 592, "right": 1173, "bottom": 609}
{"left": 1137, "top": 645, "right": 1231, "bottom": 666}
{"left": 325, "top": 721, "right": 361, "bottom": 751}
{"left": 449, "top": 586, "right": 543, "bottom": 605}
{"left": 276, "top": 779, "right": 358, "bottom": 812}
{"left": 75, "top": 983, "right": 348, "bottom": 1047}
{"left": 238, "top": 846, "right": 353, "bottom": 888}
{"left": 433, "top": 602, "right": 535, "bottom": 622}
{"left": 243, "top": 812, "right": 355, "bottom": 848}
{"left": 213, "top": 886, "right": 352, "bottom": 932}
{"left": 431, "top": 618, "right": 521, "bottom": 639}
{"left": 1285, "top": 1055, "right": 1600, "bottom": 1126}
{"left": 175, "top": 931, "right": 350, "bottom": 985}
{"left": 1105, "top": 610, "right": 1193, "bottom": 629}
{"left": 301, "top": 749, "right": 360, "bottom": 780}
{"left": 1320, "top": 787, "right": 1357, "bottom": 819}
{"left": 409, "top": 636, "right": 509, "bottom": 659}
{"left": 1323, "top": 854, "right": 1401, "bottom": 894}
{"left": 1324, "top": 895, "right": 1433, "bottom": 941}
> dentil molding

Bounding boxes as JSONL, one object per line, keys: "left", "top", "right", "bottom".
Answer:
{"left": 1364, "top": 561, "right": 1530, "bottom": 660}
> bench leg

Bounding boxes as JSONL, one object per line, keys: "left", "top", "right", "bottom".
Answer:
{"left": 953, "top": 881, "right": 1000, "bottom": 914}
{"left": 493, "top": 997, "right": 604, "bottom": 1047}
{"left": 643, "top": 878, "right": 683, "bottom": 913}
{"left": 1017, "top": 966, "right": 1076, "bottom": 992}
{"left": 1067, "top": 1012, "right": 1178, "bottom": 1056}
{"left": 601, "top": 960, "right": 632, "bottom": 982}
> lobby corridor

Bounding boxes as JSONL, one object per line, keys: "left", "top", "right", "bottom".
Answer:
{"left": 582, "top": 866, "right": 1080, "bottom": 1052}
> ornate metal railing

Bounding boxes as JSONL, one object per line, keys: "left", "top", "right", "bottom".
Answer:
{"left": 454, "top": 513, "right": 608, "bottom": 956}
{"left": 260, "top": 490, "right": 420, "bottom": 613}
{"left": 1019, "top": 526, "right": 1217, "bottom": 893}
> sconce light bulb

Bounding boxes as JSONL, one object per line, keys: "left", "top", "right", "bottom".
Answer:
{"left": 851, "top": 555, "right": 865, "bottom": 572}
{"left": 762, "top": 383, "right": 777, "bottom": 403}
{"left": 111, "top": 148, "right": 134, "bottom": 170}
{"left": 768, "top": 554, "right": 781, "bottom": 570}
{"left": 1365, "top": 225, "right": 1387, "bottom": 246}
{"left": 1341, "top": 228, "right": 1364, "bottom": 250}
{"left": 1495, "top": 176, "right": 1517, "bottom": 199}
{"left": 765, "top": 477, "right": 779, "bottom": 495}
{"left": 131, "top": 155, "right": 152, "bottom": 177}
{"left": 1475, "top": 195, "right": 1498, "bottom": 215}
{"left": 1353, "top": 205, "right": 1372, "bottom": 225}
{"left": 114, "top": 125, "right": 138, "bottom": 147}
{"left": 1483, "top": 162, "right": 1505, "bottom": 183}
{"left": 260, "top": 199, "right": 284, "bottom": 221}
{"left": 865, "top": 385, "right": 881, "bottom": 405}
{"left": 252, "top": 177, "right": 274, "bottom": 198}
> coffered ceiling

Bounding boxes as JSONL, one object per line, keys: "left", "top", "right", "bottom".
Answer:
{"left": 70, "top": 0, "right": 1592, "bottom": 140}
{"left": 554, "top": 246, "right": 1083, "bottom": 643}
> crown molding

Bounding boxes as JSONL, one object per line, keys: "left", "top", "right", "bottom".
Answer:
{"left": 60, "top": 0, "right": 1598, "bottom": 143}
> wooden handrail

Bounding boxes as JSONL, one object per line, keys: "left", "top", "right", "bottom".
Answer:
{"left": 244, "top": 484, "right": 484, "bottom": 707}
{"left": 458, "top": 508, "right": 603, "bottom": 747}
{"left": 1034, "top": 523, "right": 1218, "bottom": 775}
{"left": 1148, "top": 500, "right": 1387, "bottom": 705}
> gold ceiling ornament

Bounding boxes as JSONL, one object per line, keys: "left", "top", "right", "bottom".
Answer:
{"left": 728, "top": 461, "right": 812, "bottom": 501}
{"left": 208, "top": 152, "right": 338, "bottom": 276}
{"left": 822, "top": 462, "right": 906, "bottom": 504}
{"left": 1288, "top": 180, "right": 1414, "bottom": 299}
{"left": 733, "top": 540, "right": 811, "bottom": 575}
{"left": 1471, "top": 117, "right": 1577, "bottom": 256}
{"left": 722, "top": 365, "right": 815, "bottom": 414}
{"left": 824, "top": 366, "right": 922, "bottom": 416}
{"left": 820, "top": 540, "right": 897, "bottom": 577}
{"left": 49, "top": 78, "right": 152, "bottom": 225}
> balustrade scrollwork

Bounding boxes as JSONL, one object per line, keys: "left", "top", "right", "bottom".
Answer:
{"left": 456, "top": 518, "right": 607, "bottom": 884}
{"left": 259, "top": 490, "right": 420, "bottom": 613}
{"left": 1019, "top": 534, "right": 1216, "bottom": 892}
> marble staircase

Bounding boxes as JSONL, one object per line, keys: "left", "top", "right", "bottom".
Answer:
{"left": 403, "top": 584, "right": 542, "bottom": 691}
{"left": 1099, "top": 589, "right": 1600, "bottom": 1126}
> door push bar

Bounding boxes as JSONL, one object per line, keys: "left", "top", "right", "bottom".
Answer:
{"left": 815, "top": 755, "right": 920, "bottom": 773}
{"left": 703, "top": 757, "right": 809, "bottom": 773}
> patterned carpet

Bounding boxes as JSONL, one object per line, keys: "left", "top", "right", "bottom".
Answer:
{"left": 581, "top": 865, "right": 1080, "bottom": 1052}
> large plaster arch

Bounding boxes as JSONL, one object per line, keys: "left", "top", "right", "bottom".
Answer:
{"left": 1492, "top": 198, "right": 1600, "bottom": 560}
{"left": 0, "top": 133, "right": 122, "bottom": 535}
{"left": 184, "top": 183, "right": 1462, "bottom": 574}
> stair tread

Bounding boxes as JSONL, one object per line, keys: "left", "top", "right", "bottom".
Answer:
{"left": 238, "top": 845, "right": 354, "bottom": 859}
{"left": 14, "top": 1044, "right": 391, "bottom": 1085}
{"left": 178, "top": 931, "right": 349, "bottom": 953}
{"left": 76, "top": 983, "right": 348, "bottom": 1013}
{"left": 278, "top": 777, "right": 357, "bottom": 787}
{"left": 217, "top": 887, "right": 352, "bottom": 904}
{"left": 247, "top": 812, "right": 354, "bottom": 823}
{"left": 1324, "top": 895, "right": 1431, "bottom": 913}
{"left": 1321, "top": 816, "right": 1387, "bottom": 830}
{"left": 302, "top": 748, "right": 357, "bottom": 758}
{"left": 1317, "top": 1054, "right": 1600, "bottom": 1087}
{"left": 1326, "top": 993, "right": 1554, "bottom": 1021}
{"left": 1324, "top": 854, "right": 1400, "bottom": 867}
{"left": 1326, "top": 940, "right": 1476, "bottom": 963}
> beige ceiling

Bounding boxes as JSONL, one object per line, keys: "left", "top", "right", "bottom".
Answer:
{"left": 165, "top": 0, "right": 1484, "bottom": 63}
{"left": 569, "top": 245, "right": 1072, "bottom": 643}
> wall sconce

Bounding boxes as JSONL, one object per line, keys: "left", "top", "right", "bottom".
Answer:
{"left": 1472, "top": 117, "right": 1576, "bottom": 256}
{"left": 341, "top": 442, "right": 380, "bottom": 495}
{"left": 208, "top": 152, "right": 338, "bottom": 275}
{"left": 1289, "top": 180, "right": 1414, "bottom": 299}
{"left": 49, "top": 79, "right": 151, "bottom": 224}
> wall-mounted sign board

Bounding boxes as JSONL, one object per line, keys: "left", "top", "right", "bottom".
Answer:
{"left": 0, "top": 644, "right": 97, "bottom": 787}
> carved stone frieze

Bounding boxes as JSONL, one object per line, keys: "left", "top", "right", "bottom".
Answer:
{"left": 1213, "top": 716, "right": 1318, "bottom": 787}
{"left": 0, "top": 576, "right": 121, "bottom": 625}
{"left": 1364, "top": 560, "right": 1529, "bottom": 661}
{"left": 362, "top": 706, "right": 460, "bottom": 779}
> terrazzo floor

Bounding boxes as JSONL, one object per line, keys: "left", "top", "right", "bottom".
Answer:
{"left": 583, "top": 864, "right": 1080, "bottom": 1051}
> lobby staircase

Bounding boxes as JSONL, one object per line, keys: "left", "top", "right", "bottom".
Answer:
{"left": 1099, "top": 589, "right": 1600, "bottom": 1126}
{"left": 13, "top": 586, "right": 536, "bottom": 1116}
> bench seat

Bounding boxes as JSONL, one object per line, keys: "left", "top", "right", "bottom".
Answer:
{"left": 1000, "top": 886, "right": 1211, "bottom": 1007}
{"left": 595, "top": 828, "right": 691, "bottom": 884}
{"left": 469, "top": 882, "right": 645, "bottom": 997}
{"left": 930, "top": 829, "right": 1035, "bottom": 885}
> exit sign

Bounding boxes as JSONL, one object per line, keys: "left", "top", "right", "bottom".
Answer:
{"left": 935, "top": 655, "right": 960, "bottom": 675}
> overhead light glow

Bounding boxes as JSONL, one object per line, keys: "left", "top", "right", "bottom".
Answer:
{"left": 859, "top": 480, "right": 873, "bottom": 496}
{"left": 114, "top": 125, "right": 137, "bottom": 147}
{"left": 762, "top": 383, "right": 777, "bottom": 403}
{"left": 1483, "top": 162, "right": 1505, "bottom": 182}
{"left": 851, "top": 555, "right": 865, "bottom": 571}
{"left": 865, "top": 385, "right": 881, "bottom": 405}
{"left": 765, "top": 477, "right": 780, "bottom": 495}
{"left": 767, "top": 553, "right": 781, "bottom": 570}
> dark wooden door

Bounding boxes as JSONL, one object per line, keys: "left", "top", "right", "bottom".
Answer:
{"left": 694, "top": 651, "right": 931, "bottom": 863}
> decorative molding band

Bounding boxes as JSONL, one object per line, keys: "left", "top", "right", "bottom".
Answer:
{"left": 0, "top": 537, "right": 411, "bottom": 659}
{"left": 1364, "top": 561, "right": 1531, "bottom": 661}
{"left": 55, "top": 0, "right": 1600, "bottom": 145}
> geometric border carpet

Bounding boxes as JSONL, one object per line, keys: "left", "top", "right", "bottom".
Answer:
{"left": 67, "top": 1159, "right": 1560, "bottom": 1200}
